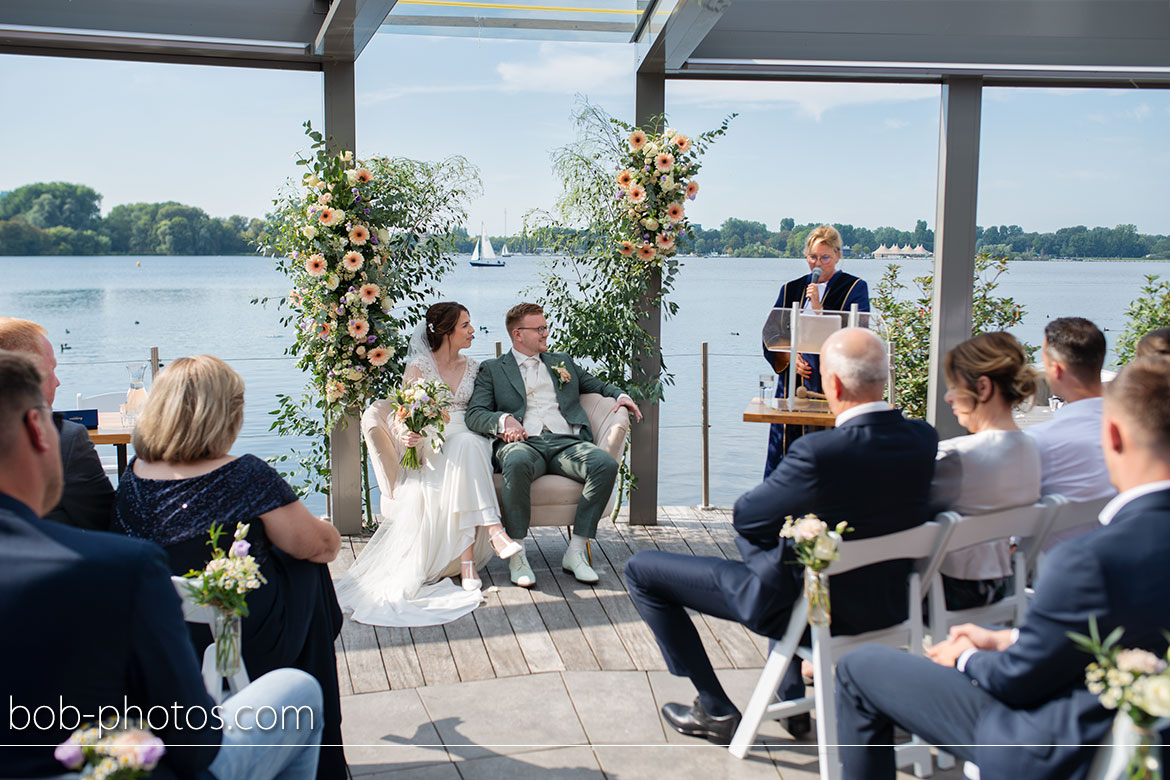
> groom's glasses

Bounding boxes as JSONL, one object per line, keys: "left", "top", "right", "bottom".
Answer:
{"left": 516, "top": 326, "right": 549, "bottom": 335}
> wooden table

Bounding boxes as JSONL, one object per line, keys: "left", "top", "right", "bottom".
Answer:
{"left": 87, "top": 411, "right": 132, "bottom": 475}
{"left": 743, "top": 398, "right": 837, "bottom": 428}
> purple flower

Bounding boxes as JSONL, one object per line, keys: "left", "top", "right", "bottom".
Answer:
{"left": 230, "top": 540, "right": 251, "bottom": 558}
{"left": 354, "top": 195, "right": 362, "bottom": 203}
{"left": 138, "top": 737, "right": 166, "bottom": 767}
{"left": 363, "top": 208, "right": 370, "bottom": 215}
{"left": 688, "top": 194, "right": 696, "bottom": 201}
{"left": 352, "top": 187, "right": 359, "bottom": 194}
{"left": 370, "top": 236, "right": 379, "bottom": 245}
{"left": 290, "top": 250, "right": 299, "bottom": 258}
{"left": 367, "top": 335, "right": 377, "bottom": 344}
{"left": 348, "top": 286, "right": 356, "bottom": 292}
{"left": 54, "top": 741, "right": 84, "bottom": 770}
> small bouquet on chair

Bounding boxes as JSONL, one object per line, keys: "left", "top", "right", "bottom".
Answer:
{"left": 392, "top": 378, "right": 452, "bottom": 470}
{"left": 1069, "top": 616, "right": 1170, "bottom": 780}
{"left": 780, "top": 514, "right": 851, "bottom": 627}
{"left": 56, "top": 722, "right": 165, "bottom": 779}
{"left": 183, "top": 522, "right": 266, "bottom": 677}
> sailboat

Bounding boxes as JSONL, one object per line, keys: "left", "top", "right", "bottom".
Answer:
{"left": 469, "top": 223, "right": 505, "bottom": 267}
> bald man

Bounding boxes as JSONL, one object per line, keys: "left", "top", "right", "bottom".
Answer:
{"left": 626, "top": 328, "right": 937, "bottom": 744}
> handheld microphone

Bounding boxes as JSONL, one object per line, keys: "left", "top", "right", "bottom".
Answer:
{"left": 805, "top": 267, "right": 823, "bottom": 304}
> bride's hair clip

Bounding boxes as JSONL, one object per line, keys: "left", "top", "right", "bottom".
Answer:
{"left": 426, "top": 322, "right": 435, "bottom": 333}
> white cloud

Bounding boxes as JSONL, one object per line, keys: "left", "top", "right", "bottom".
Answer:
{"left": 1130, "top": 103, "right": 1151, "bottom": 120}
{"left": 884, "top": 118, "right": 910, "bottom": 129}
{"left": 668, "top": 81, "right": 936, "bottom": 120}
{"left": 496, "top": 42, "right": 629, "bottom": 94}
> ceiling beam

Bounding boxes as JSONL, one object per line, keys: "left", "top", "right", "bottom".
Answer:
{"left": 314, "top": 0, "right": 400, "bottom": 60}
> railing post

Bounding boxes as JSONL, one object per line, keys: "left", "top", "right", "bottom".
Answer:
{"left": 495, "top": 341, "right": 502, "bottom": 358}
{"left": 150, "top": 347, "right": 160, "bottom": 380}
{"left": 700, "top": 341, "right": 710, "bottom": 509}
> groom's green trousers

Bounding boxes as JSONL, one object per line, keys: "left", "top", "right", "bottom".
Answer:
{"left": 493, "top": 432, "right": 619, "bottom": 540}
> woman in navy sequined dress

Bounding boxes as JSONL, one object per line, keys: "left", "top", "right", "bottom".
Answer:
{"left": 115, "top": 355, "right": 347, "bottom": 780}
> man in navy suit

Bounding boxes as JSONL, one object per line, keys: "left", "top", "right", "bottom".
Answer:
{"left": 0, "top": 350, "right": 324, "bottom": 780}
{"left": 625, "top": 328, "right": 937, "bottom": 743}
{"left": 835, "top": 355, "right": 1170, "bottom": 779}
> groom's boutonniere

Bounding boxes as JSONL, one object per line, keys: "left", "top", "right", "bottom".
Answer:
{"left": 552, "top": 361, "right": 571, "bottom": 388}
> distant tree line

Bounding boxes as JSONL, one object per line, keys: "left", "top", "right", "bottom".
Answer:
{"left": 974, "top": 223, "right": 1170, "bottom": 260}
{"left": 0, "top": 182, "right": 264, "bottom": 256}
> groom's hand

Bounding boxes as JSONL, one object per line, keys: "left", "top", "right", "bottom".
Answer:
{"left": 616, "top": 396, "right": 643, "bottom": 422}
{"left": 500, "top": 415, "right": 528, "bottom": 443}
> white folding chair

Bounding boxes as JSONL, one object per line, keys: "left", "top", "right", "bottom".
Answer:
{"left": 728, "top": 519, "right": 954, "bottom": 780}
{"left": 171, "top": 576, "right": 249, "bottom": 703}
{"left": 927, "top": 496, "right": 1063, "bottom": 645}
{"left": 1026, "top": 494, "right": 1110, "bottom": 580}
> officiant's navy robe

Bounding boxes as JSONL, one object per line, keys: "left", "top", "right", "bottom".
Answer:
{"left": 762, "top": 270, "right": 869, "bottom": 477}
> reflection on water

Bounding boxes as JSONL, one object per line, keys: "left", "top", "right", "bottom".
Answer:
{"left": 1, "top": 254, "right": 1165, "bottom": 513}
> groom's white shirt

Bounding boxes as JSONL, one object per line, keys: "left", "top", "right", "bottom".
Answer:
{"left": 500, "top": 347, "right": 575, "bottom": 437}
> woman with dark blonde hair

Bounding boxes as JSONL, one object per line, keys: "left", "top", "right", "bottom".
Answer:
{"left": 761, "top": 225, "right": 870, "bottom": 476}
{"left": 114, "top": 355, "right": 347, "bottom": 779}
{"left": 932, "top": 331, "right": 1042, "bottom": 610}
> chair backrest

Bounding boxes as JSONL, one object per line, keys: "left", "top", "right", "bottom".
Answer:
{"left": 823, "top": 519, "right": 952, "bottom": 578}
{"left": 76, "top": 391, "right": 125, "bottom": 412}
{"left": 1025, "top": 493, "right": 1109, "bottom": 575}
{"left": 934, "top": 499, "right": 1052, "bottom": 557}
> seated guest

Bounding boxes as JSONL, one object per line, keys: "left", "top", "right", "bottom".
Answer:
{"left": 0, "top": 349, "right": 324, "bottom": 780}
{"left": 0, "top": 316, "right": 115, "bottom": 531}
{"left": 114, "top": 355, "right": 347, "bottom": 780}
{"left": 1136, "top": 326, "right": 1170, "bottom": 358}
{"left": 626, "top": 328, "right": 937, "bottom": 743}
{"left": 931, "top": 332, "right": 1041, "bottom": 610}
{"left": 836, "top": 355, "right": 1170, "bottom": 780}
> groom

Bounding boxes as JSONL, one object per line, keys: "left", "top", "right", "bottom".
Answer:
{"left": 466, "top": 302, "right": 642, "bottom": 587}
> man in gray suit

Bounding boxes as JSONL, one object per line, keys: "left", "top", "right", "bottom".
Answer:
{"left": 0, "top": 317, "right": 115, "bottom": 530}
{"left": 466, "top": 302, "right": 641, "bottom": 587}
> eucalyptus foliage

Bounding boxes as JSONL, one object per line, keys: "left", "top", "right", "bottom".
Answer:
{"left": 1115, "top": 275, "right": 1170, "bottom": 366}
{"left": 872, "top": 254, "right": 1031, "bottom": 419}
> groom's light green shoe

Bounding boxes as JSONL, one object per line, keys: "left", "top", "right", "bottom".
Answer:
{"left": 509, "top": 550, "right": 536, "bottom": 588}
{"left": 561, "top": 550, "right": 600, "bottom": 585}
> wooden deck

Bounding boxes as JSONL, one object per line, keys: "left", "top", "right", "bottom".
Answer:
{"left": 328, "top": 506, "right": 769, "bottom": 694}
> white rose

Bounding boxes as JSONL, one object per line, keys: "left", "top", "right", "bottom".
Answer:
{"left": 318, "top": 193, "right": 332, "bottom": 205}
{"left": 1132, "top": 675, "right": 1170, "bottom": 718}
{"left": 1118, "top": 649, "right": 1166, "bottom": 676}
{"left": 661, "top": 175, "right": 676, "bottom": 191}
{"left": 356, "top": 346, "right": 366, "bottom": 356}
{"left": 812, "top": 532, "right": 839, "bottom": 563}
{"left": 346, "top": 368, "right": 362, "bottom": 381}
{"left": 304, "top": 174, "right": 320, "bottom": 188}
{"left": 641, "top": 218, "right": 659, "bottom": 231}
{"left": 664, "top": 127, "right": 676, "bottom": 138}
{"left": 793, "top": 516, "right": 827, "bottom": 543}
{"left": 301, "top": 225, "right": 317, "bottom": 239}
{"left": 325, "top": 274, "right": 340, "bottom": 291}
{"left": 645, "top": 142, "right": 659, "bottom": 155}
{"left": 377, "top": 227, "right": 390, "bottom": 244}
{"left": 345, "top": 169, "right": 359, "bottom": 183}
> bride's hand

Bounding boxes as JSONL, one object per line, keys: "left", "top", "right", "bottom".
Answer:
{"left": 400, "top": 431, "right": 422, "bottom": 448}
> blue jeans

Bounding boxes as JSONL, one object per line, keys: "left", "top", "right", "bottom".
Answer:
{"left": 207, "top": 669, "right": 323, "bottom": 780}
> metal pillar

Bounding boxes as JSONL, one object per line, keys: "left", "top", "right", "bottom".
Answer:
{"left": 629, "top": 69, "right": 665, "bottom": 526}
{"left": 927, "top": 76, "right": 982, "bottom": 438}
{"left": 323, "top": 59, "right": 362, "bottom": 534}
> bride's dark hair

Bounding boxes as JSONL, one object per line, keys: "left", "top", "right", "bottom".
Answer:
{"left": 425, "top": 302, "right": 467, "bottom": 351}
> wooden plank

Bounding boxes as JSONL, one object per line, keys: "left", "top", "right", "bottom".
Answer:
{"left": 409, "top": 624, "right": 461, "bottom": 686}
{"left": 483, "top": 565, "right": 566, "bottom": 674}
{"left": 373, "top": 626, "right": 426, "bottom": 690}
{"left": 470, "top": 579, "right": 531, "bottom": 678}
{"left": 689, "top": 509, "right": 772, "bottom": 658}
{"left": 333, "top": 543, "right": 390, "bottom": 694}
{"left": 442, "top": 611, "right": 496, "bottom": 682}
{"left": 334, "top": 635, "right": 353, "bottom": 696}
{"left": 587, "top": 526, "right": 670, "bottom": 671}
{"left": 528, "top": 528, "right": 636, "bottom": 672}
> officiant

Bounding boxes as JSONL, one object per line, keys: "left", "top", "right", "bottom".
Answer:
{"left": 762, "top": 225, "right": 869, "bottom": 476}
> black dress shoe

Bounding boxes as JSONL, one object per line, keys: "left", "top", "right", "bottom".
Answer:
{"left": 661, "top": 698, "right": 742, "bottom": 745}
{"left": 785, "top": 713, "right": 812, "bottom": 739}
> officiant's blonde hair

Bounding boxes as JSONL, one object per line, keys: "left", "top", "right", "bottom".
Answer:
{"left": 804, "top": 225, "right": 842, "bottom": 256}
{"left": 133, "top": 354, "right": 245, "bottom": 463}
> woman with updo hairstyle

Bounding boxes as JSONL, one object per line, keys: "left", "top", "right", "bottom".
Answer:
{"left": 335, "top": 302, "right": 522, "bottom": 628}
{"left": 114, "top": 355, "right": 347, "bottom": 779}
{"left": 931, "top": 331, "right": 1042, "bottom": 610}
{"left": 761, "top": 224, "right": 870, "bottom": 477}
{"left": 1136, "top": 326, "right": 1170, "bottom": 359}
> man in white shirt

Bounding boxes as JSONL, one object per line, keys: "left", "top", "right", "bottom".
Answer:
{"left": 466, "top": 303, "right": 642, "bottom": 587}
{"left": 834, "top": 355, "right": 1170, "bottom": 779}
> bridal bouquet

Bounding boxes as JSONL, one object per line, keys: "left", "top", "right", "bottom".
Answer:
{"left": 780, "top": 514, "right": 852, "bottom": 627}
{"left": 392, "top": 378, "right": 452, "bottom": 469}
{"left": 56, "top": 723, "right": 165, "bottom": 779}
{"left": 1070, "top": 617, "right": 1170, "bottom": 779}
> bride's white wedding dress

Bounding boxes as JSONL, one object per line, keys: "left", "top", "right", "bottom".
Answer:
{"left": 334, "top": 353, "right": 498, "bottom": 627}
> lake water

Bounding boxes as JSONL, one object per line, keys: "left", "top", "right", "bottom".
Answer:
{"left": 2, "top": 254, "right": 1164, "bottom": 512}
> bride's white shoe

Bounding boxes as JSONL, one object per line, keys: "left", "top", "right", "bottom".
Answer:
{"left": 489, "top": 527, "right": 523, "bottom": 560}
{"left": 460, "top": 560, "right": 481, "bottom": 591}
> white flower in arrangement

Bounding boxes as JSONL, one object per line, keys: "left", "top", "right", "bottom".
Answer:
{"left": 346, "top": 169, "right": 359, "bottom": 183}
{"left": 781, "top": 514, "right": 827, "bottom": 543}
{"left": 304, "top": 174, "right": 321, "bottom": 188}
{"left": 1132, "top": 675, "right": 1170, "bottom": 718}
{"left": 356, "top": 345, "right": 367, "bottom": 356}
{"left": 318, "top": 192, "right": 332, "bottom": 205}
{"left": 812, "top": 532, "right": 840, "bottom": 564}
{"left": 377, "top": 227, "right": 390, "bottom": 244}
{"left": 346, "top": 367, "right": 363, "bottom": 381}
{"left": 1117, "top": 649, "right": 1167, "bottom": 676}
{"left": 661, "top": 175, "right": 677, "bottom": 192}
{"left": 644, "top": 142, "right": 659, "bottom": 156}
{"left": 325, "top": 274, "right": 340, "bottom": 291}
{"left": 664, "top": 127, "right": 676, "bottom": 138}
{"left": 641, "top": 217, "right": 659, "bottom": 231}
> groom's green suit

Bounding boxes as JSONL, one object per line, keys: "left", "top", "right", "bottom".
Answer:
{"left": 466, "top": 350, "right": 626, "bottom": 540}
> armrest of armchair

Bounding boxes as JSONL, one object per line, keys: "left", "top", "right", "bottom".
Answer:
{"left": 361, "top": 400, "right": 402, "bottom": 500}
{"left": 581, "top": 392, "right": 631, "bottom": 458}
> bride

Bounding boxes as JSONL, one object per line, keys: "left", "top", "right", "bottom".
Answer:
{"left": 335, "top": 301, "right": 522, "bottom": 626}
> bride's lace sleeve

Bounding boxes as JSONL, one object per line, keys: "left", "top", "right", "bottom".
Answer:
{"left": 403, "top": 361, "right": 424, "bottom": 387}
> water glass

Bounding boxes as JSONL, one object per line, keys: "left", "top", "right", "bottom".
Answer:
{"left": 759, "top": 374, "right": 775, "bottom": 406}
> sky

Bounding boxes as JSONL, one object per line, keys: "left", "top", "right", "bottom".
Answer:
{"left": 2, "top": 33, "right": 1169, "bottom": 237}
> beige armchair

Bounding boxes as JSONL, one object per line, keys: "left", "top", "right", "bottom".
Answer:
{"left": 361, "top": 393, "right": 631, "bottom": 570}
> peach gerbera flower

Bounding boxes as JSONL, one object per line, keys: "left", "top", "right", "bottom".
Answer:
{"left": 656, "top": 233, "right": 675, "bottom": 250}
{"left": 318, "top": 207, "right": 338, "bottom": 226}
{"left": 342, "top": 251, "right": 364, "bottom": 271}
{"left": 629, "top": 130, "right": 647, "bottom": 150}
{"left": 673, "top": 135, "right": 691, "bottom": 153}
{"left": 349, "top": 225, "right": 370, "bottom": 245}
{"left": 304, "top": 254, "right": 326, "bottom": 276}
{"left": 359, "top": 283, "right": 380, "bottom": 304}
{"left": 637, "top": 243, "right": 655, "bottom": 261}
{"left": 666, "top": 202, "right": 685, "bottom": 223}
{"left": 686, "top": 180, "right": 699, "bottom": 197}
{"left": 616, "top": 169, "right": 633, "bottom": 189}
{"left": 318, "top": 321, "right": 332, "bottom": 339}
{"left": 355, "top": 168, "right": 372, "bottom": 183}
{"left": 348, "top": 318, "right": 370, "bottom": 340}
{"left": 654, "top": 152, "right": 675, "bottom": 173}
{"left": 618, "top": 240, "right": 635, "bottom": 257}
{"left": 368, "top": 347, "right": 390, "bottom": 367}
{"left": 627, "top": 184, "right": 646, "bottom": 204}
